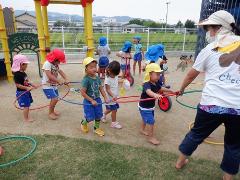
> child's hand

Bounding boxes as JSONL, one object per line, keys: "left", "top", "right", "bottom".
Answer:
{"left": 26, "top": 87, "right": 34, "bottom": 91}
{"left": 104, "top": 97, "right": 110, "bottom": 104}
{"left": 153, "top": 94, "right": 163, "bottom": 100}
{"left": 91, "top": 100, "right": 98, "bottom": 106}
{"left": 112, "top": 96, "right": 118, "bottom": 102}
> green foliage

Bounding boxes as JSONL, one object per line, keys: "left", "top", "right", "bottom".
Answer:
{"left": 185, "top": 19, "right": 196, "bottom": 29}
{"left": 53, "top": 20, "right": 77, "bottom": 27}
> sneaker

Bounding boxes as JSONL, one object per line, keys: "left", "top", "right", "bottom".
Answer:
{"left": 111, "top": 122, "right": 122, "bottom": 129}
{"left": 81, "top": 124, "right": 89, "bottom": 133}
{"left": 101, "top": 115, "right": 107, "bottom": 123}
{"left": 94, "top": 128, "right": 105, "bottom": 136}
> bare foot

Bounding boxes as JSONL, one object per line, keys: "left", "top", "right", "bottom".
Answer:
{"left": 24, "top": 118, "right": 34, "bottom": 123}
{"left": 49, "top": 113, "right": 58, "bottom": 120}
{"left": 140, "top": 130, "right": 149, "bottom": 136}
{"left": 175, "top": 159, "right": 189, "bottom": 169}
{"left": 54, "top": 111, "right": 61, "bottom": 116}
{"left": 148, "top": 137, "right": 160, "bottom": 145}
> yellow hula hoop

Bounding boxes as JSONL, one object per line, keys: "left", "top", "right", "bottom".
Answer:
{"left": 189, "top": 121, "right": 224, "bottom": 146}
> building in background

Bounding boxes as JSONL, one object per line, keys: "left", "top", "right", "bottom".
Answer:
{"left": 15, "top": 11, "right": 36, "bottom": 32}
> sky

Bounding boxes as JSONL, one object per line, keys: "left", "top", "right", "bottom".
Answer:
{"left": 1, "top": 0, "right": 202, "bottom": 24}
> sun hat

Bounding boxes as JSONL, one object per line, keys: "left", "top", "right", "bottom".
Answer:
{"left": 145, "top": 44, "right": 165, "bottom": 62}
{"left": 11, "top": 54, "right": 30, "bottom": 72}
{"left": 133, "top": 35, "right": 141, "bottom": 41}
{"left": 144, "top": 63, "right": 163, "bottom": 82}
{"left": 122, "top": 41, "right": 132, "bottom": 52}
{"left": 83, "top": 57, "right": 97, "bottom": 67}
{"left": 99, "top": 37, "right": 107, "bottom": 46}
{"left": 46, "top": 49, "right": 66, "bottom": 63}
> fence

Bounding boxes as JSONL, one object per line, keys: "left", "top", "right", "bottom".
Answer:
{"left": 15, "top": 26, "right": 198, "bottom": 54}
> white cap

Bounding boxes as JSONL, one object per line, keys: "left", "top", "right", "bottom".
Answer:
{"left": 198, "top": 10, "right": 235, "bottom": 30}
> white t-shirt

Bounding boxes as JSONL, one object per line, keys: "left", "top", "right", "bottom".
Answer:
{"left": 42, "top": 61, "right": 59, "bottom": 89}
{"left": 193, "top": 43, "right": 240, "bottom": 109}
{"left": 118, "top": 51, "right": 131, "bottom": 65}
{"left": 97, "top": 45, "right": 110, "bottom": 58}
{"left": 104, "top": 76, "right": 119, "bottom": 105}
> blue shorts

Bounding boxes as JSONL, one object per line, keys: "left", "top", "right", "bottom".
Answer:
{"left": 139, "top": 108, "right": 155, "bottom": 125}
{"left": 83, "top": 97, "right": 103, "bottom": 121}
{"left": 133, "top": 52, "right": 142, "bottom": 62}
{"left": 99, "top": 57, "right": 109, "bottom": 68}
{"left": 120, "top": 64, "right": 130, "bottom": 71}
{"left": 16, "top": 91, "right": 33, "bottom": 108}
{"left": 43, "top": 87, "right": 59, "bottom": 99}
{"left": 106, "top": 103, "right": 119, "bottom": 111}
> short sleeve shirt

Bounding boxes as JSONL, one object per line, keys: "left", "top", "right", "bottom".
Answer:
{"left": 97, "top": 45, "right": 110, "bottom": 58}
{"left": 134, "top": 44, "right": 142, "bottom": 54}
{"left": 42, "top": 61, "right": 60, "bottom": 88}
{"left": 81, "top": 76, "right": 102, "bottom": 99}
{"left": 104, "top": 76, "right": 118, "bottom": 105}
{"left": 14, "top": 71, "right": 30, "bottom": 91}
{"left": 139, "top": 82, "right": 161, "bottom": 108}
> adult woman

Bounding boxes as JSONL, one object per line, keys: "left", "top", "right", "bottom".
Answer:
{"left": 175, "top": 10, "right": 240, "bottom": 180}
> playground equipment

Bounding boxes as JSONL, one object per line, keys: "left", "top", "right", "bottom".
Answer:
{"left": 0, "top": 0, "right": 95, "bottom": 82}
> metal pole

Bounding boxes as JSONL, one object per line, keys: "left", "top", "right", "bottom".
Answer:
{"left": 182, "top": 28, "right": 186, "bottom": 51}
{"left": 106, "top": 26, "right": 109, "bottom": 45}
{"left": 165, "top": 2, "right": 170, "bottom": 33}
{"left": 147, "top": 27, "right": 150, "bottom": 50}
{"left": 61, "top": 26, "right": 65, "bottom": 52}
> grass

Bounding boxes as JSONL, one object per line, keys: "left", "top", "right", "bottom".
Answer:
{"left": 50, "top": 32, "right": 197, "bottom": 51}
{"left": 0, "top": 134, "right": 238, "bottom": 180}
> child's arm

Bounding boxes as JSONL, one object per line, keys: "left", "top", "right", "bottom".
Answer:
{"left": 59, "top": 69, "right": 68, "bottom": 84}
{"left": 105, "top": 84, "right": 117, "bottom": 101}
{"left": 99, "top": 86, "right": 109, "bottom": 103}
{"left": 44, "top": 70, "right": 62, "bottom": 84}
{"left": 81, "top": 88, "right": 97, "bottom": 106}
{"left": 116, "top": 52, "right": 123, "bottom": 58}
{"left": 146, "top": 89, "right": 162, "bottom": 99}
{"left": 159, "top": 87, "right": 175, "bottom": 94}
{"left": 15, "top": 84, "right": 33, "bottom": 91}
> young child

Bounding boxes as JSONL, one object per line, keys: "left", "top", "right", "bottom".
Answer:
{"left": 80, "top": 57, "right": 108, "bottom": 136}
{"left": 96, "top": 37, "right": 111, "bottom": 79}
{"left": 116, "top": 41, "right": 132, "bottom": 78}
{"left": 42, "top": 49, "right": 68, "bottom": 120}
{"left": 159, "top": 55, "right": 170, "bottom": 88}
{"left": 133, "top": 36, "right": 144, "bottom": 76}
{"left": 139, "top": 63, "right": 174, "bottom": 145}
{"left": 102, "top": 61, "right": 122, "bottom": 129}
{"left": 12, "top": 54, "right": 36, "bottom": 122}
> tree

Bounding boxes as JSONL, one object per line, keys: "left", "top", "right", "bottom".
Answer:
{"left": 176, "top": 20, "right": 183, "bottom": 28}
{"left": 128, "top": 19, "right": 143, "bottom": 26}
{"left": 184, "top": 19, "right": 196, "bottom": 28}
{"left": 53, "top": 20, "right": 76, "bottom": 27}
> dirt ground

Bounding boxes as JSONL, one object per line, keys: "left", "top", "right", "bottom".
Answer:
{"left": 0, "top": 54, "right": 225, "bottom": 162}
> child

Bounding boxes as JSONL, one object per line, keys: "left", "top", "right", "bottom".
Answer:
{"left": 102, "top": 61, "right": 122, "bottom": 129}
{"left": 159, "top": 55, "right": 170, "bottom": 88}
{"left": 116, "top": 41, "right": 132, "bottom": 78}
{"left": 42, "top": 49, "right": 68, "bottom": 120}
{"left": 12, "top": 54, "right": 36, "bottom": 122}
{"left": 139, "top": 63, "right": 174, "bottom": 145}
{"left": 80, "top": 57, "right": 109, "bottom": 136}
{"left": 133, "top": 36, "right": 144, "bottom": 76}
{"left": 96, "top": 37, "right": 111, "bottom": 79}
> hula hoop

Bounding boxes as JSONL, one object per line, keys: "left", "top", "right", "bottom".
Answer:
{"left": 175, "top": 90, "right": 202, "bottom": 110}
{"left": 62, "top": 93, "right": 178, "bottom": 106}
{"left": 14, "top": 84, "right": 70, "bottom": 111}
{"left": 0, "top": 136, "right": 37, "bottom": 168}
{"left": 189, "top": 122, "right": 224, "bottom": 145}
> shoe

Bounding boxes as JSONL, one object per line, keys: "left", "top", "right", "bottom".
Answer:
{"left": 111, "top": 122, "right": 122, "bottom": 129}
{"left": 101, "top": 115, "right": 107, "bottom": 123}
{"left": 81, "top": 123, "right": 89, "bottom": 133}
{"left": 94, "top": 128, "right": 105, "bottom": 136}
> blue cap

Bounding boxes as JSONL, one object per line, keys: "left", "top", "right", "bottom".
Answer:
{"left": 133, "top": 35, "right": 141, "bottom": 41}
{"left": 145, "top": 44, "right": 165, "bottom": 62}
{"left": 122, "top": 41, "right": 132, "bottom": 52}
{"left": 99, "top": 37, "right": 107, "bottom": 46}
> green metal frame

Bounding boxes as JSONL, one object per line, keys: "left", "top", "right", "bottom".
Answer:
{"left": 8, "top": 33, "right": 42, "bottom": 77}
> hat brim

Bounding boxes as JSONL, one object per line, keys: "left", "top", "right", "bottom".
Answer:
{"left": 197, "top": 19, "right": 221, "bottom": 26}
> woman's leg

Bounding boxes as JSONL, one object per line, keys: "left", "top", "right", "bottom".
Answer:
{"left": 221, "top": 114, "right": 240, "bottom": 179}
{"left": 176, "top": 108, "right": 223, "bottom": 168}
